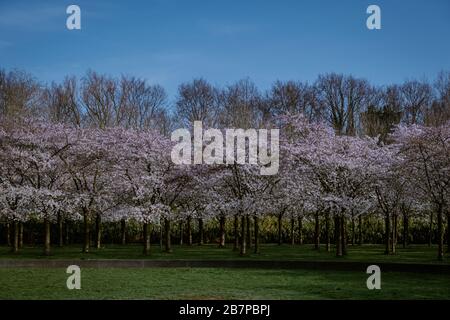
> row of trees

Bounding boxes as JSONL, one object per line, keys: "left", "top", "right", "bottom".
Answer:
{"left": 0, "top": 68, "right": 449, "bottom": 260}
{"left": 2, "top": 69, "right": 449, "bottom": 132}
{"left": 0, "top": 115, "right": 448, "bottom": 259}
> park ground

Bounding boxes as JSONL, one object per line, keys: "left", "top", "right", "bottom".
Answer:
{"left": 1, "top": 243, "right": 449, "bottom": 263}
{"left": 0, "top": 244, "right": 449, "bottom": 299}
{"left": 1, "top": 267, "right": 450, "bottom": 299}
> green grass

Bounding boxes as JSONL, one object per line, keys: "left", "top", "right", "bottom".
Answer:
{"left": 1, "top": 267, "right": 449, "bottom": 299}
{"left": 2, "top": 244, "right": 448, "bottom": 299}
{"left": 1, "top": 243, "right": 449, "bottom": 264}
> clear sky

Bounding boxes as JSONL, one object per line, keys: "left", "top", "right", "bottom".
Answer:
{"left": 0, "top": 0, "right": 449, "bottom": 100}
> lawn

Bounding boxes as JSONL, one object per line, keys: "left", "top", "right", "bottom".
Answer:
{"left": 1, "top": 267, "right": 449, "bottom": 299}
{"left": 1, "top": 243, "right": 449, "bottom": 264}
{"left": 2, "top": 244, "right": 449, "bottom": 300}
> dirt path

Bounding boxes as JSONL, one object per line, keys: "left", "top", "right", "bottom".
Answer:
{"left": 0, "top": 259, "right": 449, "bottom": 273}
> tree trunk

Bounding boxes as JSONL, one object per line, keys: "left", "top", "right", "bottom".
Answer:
{"left": 298, "top": 216, "right": 303, "bottom": 245}
{"left": 6, "top": 222, "right": 11, "bottom": 247}
{"left": 65, "top": 221, "right": 70, "bottom": 245}
{"left": 392, "top": 214, "right": 397, "bottom": 254}
{"left": 143, "top": 222, "right": 151, "bottom": 255}
{"left": 233, "top": 214, "right": 239, "bottom": 251}
{"left": 325, "top": 212, "right": 330, "bottom": 252}
{"left": 402, "top": 212, "right": 409, "bottom": 248}
{"left": 358, "top": 215, "right": 363, "bottom": 245}
{"left": 58, "top": 213, "right": 63, "bottom": 247}
{"left": 187, "top": 216, "right": 192, "bottom": 246}
{"left": 437, "top": 204, "right": 444, "bottom": 261}
{"left": 11, "top": 221, "right": 19, "bottom": 253}
{"left": 43, "top": 219, "right": 51, "bottom": 256}
{"left": 314, "top": 212, "right": 320, "bottom": 250}
{"left": 384, "top": 212, "right": 391, "bottom": 255}
{"left": 19, "top": 222, "right": 24, "bottom": 249}
{"left": 179, "top": 222, "right": 184, "bottom": 245}
{"left": 351, "top": 217, "right": 355, "bottom": 246}
{"left": 277, "top": 214, "right": 283, "bottom": 245}
{"left": 82, "top": 213, "right": 90, "bottom": 253}
{"left": 219, "top": 216, "right": 226, "bottom": 248}
{"left": 447, "top": 211, "right": 450, "bottom": 253}
{"left": 428, "top": 212, "right": 433, "bottom": 247}
{"left": 120, "top": 219, "right": 126, "bottom": 245}
{"left": 254, "top": 216, "right": 259, "bottom": 254}
{"left": 198, "top": 218, "right": 204, "bottom": 245}
{"left": 240, "top": 215, "right": 247, "bottom": 256}
{"left": 159, "top": 225, "right": 163, "bottom": 250}
{"left": 95, "top": 214, "right": 102, "bottom": 249}
{"left": 246, "top": 215, "right": 251, "bottom": 250}
{"left": 290, "top": 218, "right": 295, "bottom": 245}
{"left": 335, "top": 216, "right": 342, "bottom": 257}
{"left": 341, "top": 215, "right": 347, "bottom": 255}
{"left": 164, "top": 218, "right": 172, "bottom": 252}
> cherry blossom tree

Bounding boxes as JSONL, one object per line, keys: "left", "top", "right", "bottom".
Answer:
{"left": 282, "top": 114, "right": 389, "bottom": 256}
{"left": 392, "top": 122, "right": 450, "bottom": 260}
{"left": 0, "top": 118, "right": 70, "bottom": 255}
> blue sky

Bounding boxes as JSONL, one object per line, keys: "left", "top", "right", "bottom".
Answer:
{"left": 0, "top": 0, "right": 449, "bottom": 99}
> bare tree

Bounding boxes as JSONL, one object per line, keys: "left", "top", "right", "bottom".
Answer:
{"left": 81, "top": 71, "right": 120, "bottom": 129}
{"left": 400, "top": 79, "right": 432, "bottom": 125}
{"left": 361, "top": 85, "right": 402, "bottom": 141}
{"left": 0, "top": 69, "right": 41, "bottom": 119}
{"left": 119, "top": 76, "right": 168, "bottom": 130}
{"left": 269, "top": 80, "right": 322, "bottom": 121}
{"left": 153, "top": 109, "right": 173, "bottom": 136}
{"left": 219, "top": 78, "right": 261, "bottom": 129}
{"left": 44, "top": 76, "right": 82, "bottom": 127}
{"left": 175, "top": 78, "right": 219, "bottom": 128}
{"left": 315, "top": 73, "right": 373, "bottom": 135}
{"left": 425, "top": 71, "right": 450, "bottom": 126}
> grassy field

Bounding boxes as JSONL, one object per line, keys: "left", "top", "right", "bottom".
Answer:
{"left": 2, "top": 244, "right": 449, "bottom": 300}
{"left": 1, "top": 243, "right": 449, "bottom": 264}
{"left": 1, "top": 267, "right": 449, "bottom": 299}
